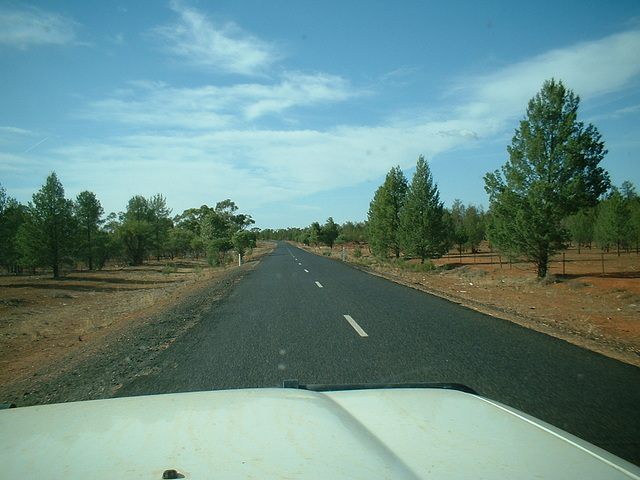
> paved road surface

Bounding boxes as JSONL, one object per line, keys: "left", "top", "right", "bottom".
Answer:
{"left": 116, "top": 242, "right": 640, "bottom": 465}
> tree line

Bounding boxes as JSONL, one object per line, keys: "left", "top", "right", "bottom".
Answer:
{"left": 261, "top": 79, "right": 639, "bottom": 278}
{"left": 0, "top": 173, "right": 256, "bottom": 277}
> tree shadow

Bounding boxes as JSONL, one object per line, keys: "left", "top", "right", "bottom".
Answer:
{"left": 556, "top": 272, "right": 640, "bottom": 281}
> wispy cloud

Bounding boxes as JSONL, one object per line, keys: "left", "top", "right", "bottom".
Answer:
{"left": 10, "top": 27, "right": 640, "bottom": 222}
{"left": 151, "top": 0, "right": 278, "bottom": 75}
{"left": 450, "top": 30, "right": 640, "bottom": 124}
{"left": 0, "top": 5, "right": 79, "bottom": 49}
{"left": 85, "top": 71, "right": 358, "bottom": 127}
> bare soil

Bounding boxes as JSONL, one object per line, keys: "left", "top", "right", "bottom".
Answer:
{"left": 302, "top": 243, "right": 640, "bottom": 368}
{"left": 0, "top": 243, "right": 274, "bottom": 406}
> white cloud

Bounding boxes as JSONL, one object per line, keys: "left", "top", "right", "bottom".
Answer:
{"left": 0, "top": 126, "right": 35, "bottom": 135}
{"left": 0, "top": 5, "right": 79, "bottom": 49}
{"left": 85, "top": 71, "right": 358, "bottom": 127}
{"left": 450, "top": 30, "right": 640, "bottom": 124}
{"left": 151, "top": 1, "right": 278, "bottom": 75}
{"left": 10, "top": 28, "right": 640, "bottom": 224}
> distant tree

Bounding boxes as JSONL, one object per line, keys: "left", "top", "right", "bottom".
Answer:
{"left": 367, "top": 166, "right": 407, "bottom": 258}
{"left": 167, "top": 226, "right": 196, "bottom": 259}
{"left": 232, "top": 230, "right": 257, "bottom": 257}
{"left": 200, "top": 210, "right": 231, "bottom": 244}
{"left": 627, "top": 186, "right": 640, "bottom": 254}
{"left": 118, "top": 195, "right": 153, "bottom": 265}
{"left": 207, "top": 237, "right": 233, "bottom": 266}
{"left": 594, "top": 188, "right": 631, "bottom": 255}
{"left": 16, "top": 172, "right": 76, "bottom": 277}
{"left": 484, "top": 79, "right": 610, "bottom": 278}
{"left": 321, "top": 217, "right": 339, "bottom": 249}
{"left": 400, "top": 156, "right": 450, "bottom": 263}
{"left": 340, "top": 220, "right": 367, "bottom": 243}
{"left": 310, "top": 222, "right": 322, "bottom": 247}
{"left": 564, "top": 207, "right": 595, "bottom": 253}
{"left": 74, "top": 191, "right": 105, "bottom": 270}
{"left": 174, "top": 205, "right": 214, "bottom": 236}
{"left": 464, "top": 204, "right": 485, "bottom": 253}
{"left": 298, "top": 231, "right": 311, "bottom": 246}
{"left": 215, "top": 199, "right": 254, "bottom": 235}
{"left": 148, "top": 194, "right": 173, "bottom": 260}
{"left": 450, "top": 199, "right": 469, "bottom": 255}
{"left": 0, "top": 184, "right": 26, "bottom": 273}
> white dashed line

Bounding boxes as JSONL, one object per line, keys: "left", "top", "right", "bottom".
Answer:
{"left": 343, "top": 315, "right": 368, "bottom": 337}
{"left": 315, "top": 281, "right": 323, "bottom": 288}
{"left": 304, "top": 269, "right": 309, "bottom": 273}
{"left": 298, "top": 262, "right": 302, "bottom": 265}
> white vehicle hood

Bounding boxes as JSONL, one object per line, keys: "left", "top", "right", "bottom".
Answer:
{"left": 1, "top": 387, "right": 639, "bottom": 479}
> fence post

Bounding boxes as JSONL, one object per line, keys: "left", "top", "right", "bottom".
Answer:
{"left": 601, "top": 252, "right": 605, "bottom": 275}
{"left": 562, "top": 252, "right": 565, "bottom": 275}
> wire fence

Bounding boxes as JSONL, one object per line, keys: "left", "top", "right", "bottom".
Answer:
{"left": 442, "top": 249, "right": 640, "bottom": 276}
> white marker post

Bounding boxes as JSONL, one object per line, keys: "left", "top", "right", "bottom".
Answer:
{"left": 238, "top": 253, "right": 242, "bottom": 266}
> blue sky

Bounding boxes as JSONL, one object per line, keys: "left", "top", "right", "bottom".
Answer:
{"left": 1, "top": 1, "right": 639, "bottom": 229}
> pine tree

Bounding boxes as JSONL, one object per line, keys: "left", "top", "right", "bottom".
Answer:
{"left": 484, "top": 79, "right": 609, "bottom": 278}
{"left": 74, "top": 191, "right": 105, "bottom": 270}
{"left": 17, "top": 172, "right": 75, "bottom": 277}
{"left": 400, "top": 156, "right": 450, "bottom": 263}
{"left": 367, "top": 166, "right": 407, "bottom": 257}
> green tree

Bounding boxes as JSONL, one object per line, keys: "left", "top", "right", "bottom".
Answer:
{"left": 564, "top": 207, "right": 595, "bottom": 253}
{"left": 624, "top": 182, "right": 640, "bottom": 253}
{"left": 464, "top": 204, "right": 485, "bottom": 253}
{"left": 17, "top": 172, "right": 76, "bottom": 277}
{"left": 215, "top": 199, "right": 254, "bottom": 235}
{"left": 0, "top": 184, "right": 26, "bottom": 273}
{"left": 340, "top": 221, "right": 367, "bottom": 243}
{"left": 450, "top": 199, "right": 469, "bottom": 255}
{"left": 207, "top": 237, "right": 233, "bottom": 266}
{"left": 148, "top": 194, "right": 173, "bottom": 260}
{"left": 232, "top": 230, "right": 257, "bottom": 257}
{"left": 321, "top": 217, "right": 339, "bottom": 249}
{"left": 174, "top": 205, "right": 214, "bottom": 236}
{"left": 367, "top": 166, "right": 407, "bottom": 258}
{"left": 167, "top": 226, "right": 196, "bottom": 259}
{"left": 118, "top": 195, "right": 153, "bottom": 265}
{"left": 310, "top": 221, "right": 322, "bottom": 247}
{"left": 400, "top": 156, "right": 450, "bottom": 263}
{"left": 484, "top": 79, "right": 610, "bottom": 278}
{"left": 594, "top": 188, "right": 631, "bottom": 255}
{"left": 74, "top": 191, "right": 105, "bottom": 270}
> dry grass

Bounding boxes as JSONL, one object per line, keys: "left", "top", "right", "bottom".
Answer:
{"left": 0, "top": 242, "right": 275, "bottom": 386}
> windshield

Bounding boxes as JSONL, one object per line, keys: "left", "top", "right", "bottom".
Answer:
{"left": 1, "top": 0, "right": 639, "bottom": 469}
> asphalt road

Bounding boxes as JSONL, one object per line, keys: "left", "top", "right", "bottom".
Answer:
{"left": 116, "top": 241, "right": 640, "bottom": 465}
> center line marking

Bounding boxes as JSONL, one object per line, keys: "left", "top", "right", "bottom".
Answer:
{"left": 343, "top": 315, "right": 368, "bottom": 337}
{"left": 298, "top": 262, "right": 302, "bottom": 265}
{"left": 304, "top": 269, "right": 309, "bottom": 273}
{"left": 315, "top": 281, "right": 323, "bottom": 288}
